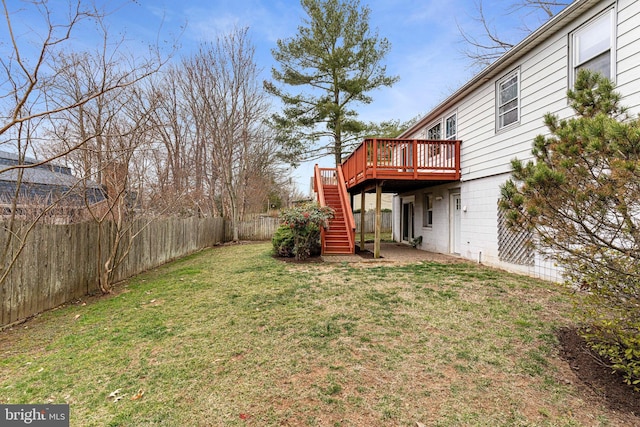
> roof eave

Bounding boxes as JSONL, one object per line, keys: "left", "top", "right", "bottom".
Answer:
{"left": 400, "top": 0, "right": 600, "bottom": 137}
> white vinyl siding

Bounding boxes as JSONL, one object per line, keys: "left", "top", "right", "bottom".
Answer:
{"left": 459, "top": 32, "right": 569, "bottom": 181}
{"left": 616, "top": 0, "right": 640, "bottom": 115}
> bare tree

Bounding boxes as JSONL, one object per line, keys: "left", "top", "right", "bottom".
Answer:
{"left": 144, "top": 69, "right": 188, "bottom": 208}
{"left": 140, "top": 27, "right": 294, "bottom": 226}
{"left": 239, "top": 127, "right": 290, "bottom": 217}
{"left": 0, "top": 0, "right": 167, "bottom": 290}
{"left": 45, "top": 48, "right": 177, "bottom": 293}
{"left": 144, "top": 66, "right": 211, "bottom": 216}
{"left": 131, "top": 26, "right": 290, "bottom": 239}
{"left": 174, "top": 63, "right": 223, "bottom": 217}
{"left": 458, "top": 0, "right": 571, "bottom": 69}
{"left": 181, "top": 28, "right": 276, "bottom": 241}
{"left": 88, "top": 86, "right": 161, "bottom": 293}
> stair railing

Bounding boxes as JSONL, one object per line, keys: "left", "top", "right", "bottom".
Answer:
{"left": 336, "top": 165, "right": 355, "bottom": 254}
{"left": 313, "top": 164, "right": 328, "bottom": 254}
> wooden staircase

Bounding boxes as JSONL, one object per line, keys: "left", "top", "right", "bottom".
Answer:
{"left": 322, "top": 184, "right": 353, "bottom": 254}
{"left": 314, "top": 165, "right": 355, "bottom": 255}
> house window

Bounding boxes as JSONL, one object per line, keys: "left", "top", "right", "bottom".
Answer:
{"left": 427, "top": 123, "right": 441, "bottom": 140}
{"left": 571, "top": 9, "right": 615, "bottom": 83}
{"left": 445, "top": 113, "right": 456, "bottom": 139}
{"left": 496, "top": 70, "right": 519, "bottom": 130}
{"left": 423, "top": 194, "right": 433, "bottom": 227}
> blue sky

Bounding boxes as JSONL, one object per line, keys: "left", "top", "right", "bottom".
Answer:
{"left": 4, "top": 0, "right": 560, "bottom": 193}
{"left": 108, "top": 0, "right": 533, "bottom": 121}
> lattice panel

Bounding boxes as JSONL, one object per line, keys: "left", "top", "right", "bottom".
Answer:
{"left": 497, "top": 208, "right": 535, "bottom": 266}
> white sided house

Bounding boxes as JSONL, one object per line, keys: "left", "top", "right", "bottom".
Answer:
{"left": 388, "top": 0, "right": 640, "bottom": 280}
{"left": 313, "top": 0, "right": 640, "bottom": 280}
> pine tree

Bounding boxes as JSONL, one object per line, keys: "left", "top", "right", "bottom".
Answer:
{"left": 499, "top": 69, "right": 640, "bottom": 389}
{"left": 265, "top": 0, "right": 398, "bottom": 166}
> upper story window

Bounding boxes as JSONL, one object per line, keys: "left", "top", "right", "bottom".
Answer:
{"left": 445, "top": 113, "right": 456, "bottom": 139}
{"left": 571, "top": 9, "right": 615, "bottom": 84}
{"left": 496, "top": 70, "right": 520, "bottom": 130}
{"left": 427, "top": 122, "right": 441, "bottom": 140}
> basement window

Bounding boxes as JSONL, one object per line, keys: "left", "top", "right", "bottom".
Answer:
{"left": 423, "top": 193, "right": 433, "bottom": 227}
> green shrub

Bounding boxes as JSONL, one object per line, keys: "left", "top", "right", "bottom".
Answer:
{"left": 276, "top": 203, "right": 334, "bottom": 260}
{"left": 579, "top": 289, "right": 640, "bottom": 391}
{"left": 272, "top": 225, "right": 295, "bottom": 257}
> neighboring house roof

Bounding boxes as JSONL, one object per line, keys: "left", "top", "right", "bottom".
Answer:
{"left": 0, "top": 151, "right": 105, "bottom": 203}
{"left": 401, "top": 0, "right": 597, "bottom": 137}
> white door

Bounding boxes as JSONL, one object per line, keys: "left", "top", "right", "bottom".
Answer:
{"left": 450, "top": 192, "right": 461, "bottom": 254}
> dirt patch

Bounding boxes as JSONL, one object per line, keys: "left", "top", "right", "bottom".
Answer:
{"left": 557, "top": 327, "right": 639, "bottom": 421}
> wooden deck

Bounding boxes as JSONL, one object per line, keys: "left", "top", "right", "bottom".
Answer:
{"left": 341, "top": 138, "right": 461, "bottom": 193}
{"left": 314, "top": 138, "right": 461, "bottom": 256}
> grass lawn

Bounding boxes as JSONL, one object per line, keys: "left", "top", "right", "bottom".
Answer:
{"left": 0, "top": 242, "right": 627, "bottom": 426}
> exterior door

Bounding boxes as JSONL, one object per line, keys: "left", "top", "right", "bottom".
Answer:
{"left": 402, "top": 201, "right": 414, "bottom": 242}
{"left": 450, "top": 192, "right": 461, "bottom": 254}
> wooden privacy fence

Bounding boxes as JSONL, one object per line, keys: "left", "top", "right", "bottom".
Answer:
{"left": 0, "top": 217, "right": 224, "bottom": 328}
{"left": 354, "top": 211, "right": 392, "bottom": 233}
{"left": 226, "top": 215, "right": 280, "bottom": 241}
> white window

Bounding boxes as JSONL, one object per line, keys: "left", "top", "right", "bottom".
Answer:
{"left": 427, "top": 122, "right": 441, "bottom": 140}
{"left": 496, "top": 70, "right": 520, "bottom": 130}
{"left": 571, "top": 9, "right": 615, "bottom": 83}
{"left": 423, "top": 194, "right": 433, "bottom": 227}
{"left": 445, "top": 113, "right": 456, "bottom": 139}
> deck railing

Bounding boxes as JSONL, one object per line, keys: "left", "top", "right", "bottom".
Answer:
{"left": 313, "top": 164, "right": 328, "bottom": 204}
{"left": 341, "top": 138, "right": 461, "bottom": 189}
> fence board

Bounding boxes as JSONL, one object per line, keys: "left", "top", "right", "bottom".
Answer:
{"left": 354, "top": 211, "right": 392, "bottom": 233}
{"left": 227, "top": 216, "right": 280, "bottom": 241}
{"left": 0, "top": 216, "right": 225, "bottom": 328}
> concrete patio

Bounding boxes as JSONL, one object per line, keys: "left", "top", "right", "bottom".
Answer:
{"left": 321, "top": 242, "right": 465, "bottom": 264}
